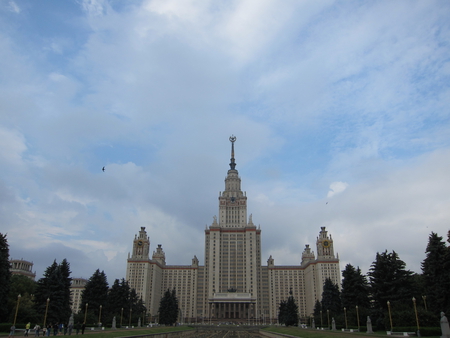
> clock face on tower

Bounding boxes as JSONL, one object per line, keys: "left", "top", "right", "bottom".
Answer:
{"left": 137, "top": 240, "right": 143, "bottom": 246}
{"left": 323, "top": 240, "right": 330, "bottom": 248}
{"left": 231, "top": 197, "right": 235, "bottom": 202}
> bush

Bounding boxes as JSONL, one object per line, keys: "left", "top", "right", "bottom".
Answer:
{"left": 419, "top": 327, "right": 441, "bottom": 336}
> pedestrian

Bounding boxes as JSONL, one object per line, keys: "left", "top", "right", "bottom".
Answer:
{"left": 34, "top": 324, "right": 40, "bottom": 337}
{"left": 74, "top": 323, "right": 80, "bottom": 335}
{"left": 46, "top": 324, "right": 51, "bottom": 337}
{"left": 52, "top": 323, "right": 58, "bottom": 336}
{"left": 67, "top": 323, "right": 73, "bottom": 336}
{"left": 81, "top": 323, "right": 85, "bottom": 335}
{"left": 25, "top": 322, "right": 31, "bottom": 336}
{"left": 63, "top": 323, "right": 67, "bottom": 336}
{"left": 8, "top": 324, "right": 16, "bottom": 338}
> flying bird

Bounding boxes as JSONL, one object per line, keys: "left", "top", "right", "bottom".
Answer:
{"left": 102, "top": 166, "right": 105, "bottom": 172}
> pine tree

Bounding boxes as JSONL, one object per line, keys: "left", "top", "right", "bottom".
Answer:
{"left": 321, "top": 278, "right": 341, "bottom": 320}
{"left": 158, "top": 288, "right": 178, "bottom": 326}
{"left": 278, "top": 290, "right": 299, "bottom": 326}
{"left": 80, "top": 269, "right": 109, "bottom": 323}
{"left": 0, "top": 233, "right": 11, "bottom": 322}
{"left": 422, "top": 232, "right": 450, "bottom": 315}
{"left": 105, "top": 279, "right": 130, "bottom": 325}
{"left": 341, "top": 264, "right": 370, "bottom": 309}
{"left": 34, "top": 260, "right": 72, "bottom": 324}
{"left": 368, "top": 250, "right": 414, "bottom": 330}
{"left": 313, "top": 299, "right": 322, "bottom": 327}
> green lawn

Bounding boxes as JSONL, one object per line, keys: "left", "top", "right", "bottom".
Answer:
{"left": 262, "top": 327, "right": 440, "bottom": 338}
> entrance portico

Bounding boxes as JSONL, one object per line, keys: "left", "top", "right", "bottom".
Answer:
{"left": 209, "top": 292, "right": 256, "bottom": 321}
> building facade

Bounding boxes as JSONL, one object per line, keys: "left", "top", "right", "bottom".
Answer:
{"left": 126, "top": 137, "right": 340, "bottom": 323}
{"left": 10, "top": 259, "right": 36, "bottom": 280}
{"left": 70, "top": 278, "right": 88, "bottom": 313}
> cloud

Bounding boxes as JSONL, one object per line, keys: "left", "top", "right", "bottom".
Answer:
{"left": 327, "top": 182, "right": 349, "bottom": 198}
{"left": 7, "top": 1, "right": 20, "bottom": 13}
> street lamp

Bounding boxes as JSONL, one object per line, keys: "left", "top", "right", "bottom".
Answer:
{"left": 120, "top": 308, "right": 123, "bottom": 328}
{"left": 422, "top": 296, "right": 427, "bottom": 312}
{"left": 327, "top": 309, "right": 330, "bottom": 329}
{"left": 84, "top": 303, "right": 88, "bottom": 324}
{"left": 13, "top": 294, "right": 21, "bottom": 326}
{"left": 98, "top": 305, "right": 102, "bottom": 326}
{"left": 412, "top": 297, "right": 420, "bottom": 336}
{"left": 344, "top": 307, "right": 348, "bottom": 330}
{"left": 387, "top": 301, "right": 393, "bottom": 332}
{"left": 44, "top": 298, "right": 50, "bottom": 327}
{"left": 129, "top": 308, "right": 132, "bottom": 327}
{"left": 356, "top": 305, "right": 360, "bottom": 331}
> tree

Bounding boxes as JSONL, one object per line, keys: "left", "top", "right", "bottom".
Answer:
{"left": 278, "top": 290, "right": 299, "bottom": 326}
{"left": 80, "top": 269, "right": 109, "bottom": 324}
{"left": 105, "top": 279, "right": 130, "bottom": 326}
{"left": 7, "top": 275, "right": 38, "bottom": 323}
{"left": 421, "top": 232, "right": 450, "bottom": 316}
{"left": 0, "top": 233, "right": 11, "bottom": 322}
{"left": 368, "top": 250, "right": 414, "bottom": 330}
{"left": 158, "top": 288, "right": 178, "bottom": 326}
{"left": 321, "top": 277, "right": 341, "bottom": 322}
{"left": 341, "top": 264, "right": 370, "bottom": 327}
{"left": 34, "top": 259, "right": 72, "bottom": 324}
{"left": 313, "top": 299, "right": 322, "bottom": 327}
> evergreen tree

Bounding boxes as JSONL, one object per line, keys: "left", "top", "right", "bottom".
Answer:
{"left": 341, "top": 264, "right": 370, "bottom": 309}
{"left": 80, "top": 269, "right": 109, "bottom": 324}
{"left": 34, "top": 259, "right": 72, "bottom": 324}
{"left": 368, "top": 250, "right": 414, "bottom": 330}
{"left": 0, "top": 233, "right": 11, "bottom": 322}
{"left": 278, "top": 290, "right": 299, "bottom": 326}
{"left": 158, "top": 288, "right": 178, "bottom": 326}
{"left": 105, "top": 279, "right": 130, "bottom": 325}
{"left": 313, "top": 299, "right": 322, "bottom": 327}
{"left": 321, "top": 278, "right": 341, "bottom": 320}
{"left": 421, "top": 232, "right": 450, "bottom": 315}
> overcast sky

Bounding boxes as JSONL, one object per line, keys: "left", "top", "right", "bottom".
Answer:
{"left": 1, "top": 0, "right": 449, "bottom": 285}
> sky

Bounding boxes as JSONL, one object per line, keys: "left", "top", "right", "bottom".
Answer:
{"left": 1, "top": 0, "right": 449, "bottom": 285}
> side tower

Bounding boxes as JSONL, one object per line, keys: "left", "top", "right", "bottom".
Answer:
{"left": 202, "top": 136, "right": 262, "bottom": 322}
{"left": 302, "top": 226, "right": 340, "bottom": 316}
{"left": 126, "top": 227, "right": 153, "bottom": 311}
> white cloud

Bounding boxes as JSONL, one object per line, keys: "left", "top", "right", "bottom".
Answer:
{"left": 327, "top": 181, "right": 349, "bottom": 198}
{"left": 8, "top": 1, "right": 20, "bottom": 13}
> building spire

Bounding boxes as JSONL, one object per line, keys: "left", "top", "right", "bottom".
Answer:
{"left": 229, "top": 135, "right": 236, "bottom": 170}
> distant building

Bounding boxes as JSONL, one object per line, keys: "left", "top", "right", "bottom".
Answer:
{"left": 70, "top": 278, "right": 88, "bottom": 313}
{"left": 10, "top": 259, "right": 36, "bottom": 280}
{"left": 126, "top": 137, "right": 340, "bottom": 323}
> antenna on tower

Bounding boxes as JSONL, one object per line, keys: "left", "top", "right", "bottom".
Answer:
{"left": 229, "top": 135, "right": 237, "bottom": 170}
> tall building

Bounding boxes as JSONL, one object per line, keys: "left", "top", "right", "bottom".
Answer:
{"left": 10, "top": 259, "right": 36, "bottom": 280}
{"left": 126, "top": 136, "right": 340, "bottom": 323}
{"left": 70, "top": 278, "right": 88, "bottom": 313}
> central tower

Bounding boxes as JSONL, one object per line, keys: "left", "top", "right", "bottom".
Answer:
{"left": 203, "top": 135, "right": 262, "bottom": 321}
{"left": 218, "top": 135, "right": 248, "bottom": 228}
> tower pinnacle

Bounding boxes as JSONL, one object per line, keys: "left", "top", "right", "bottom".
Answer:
{"left": 229, "top": 135, "right": 236, "bottom": 170}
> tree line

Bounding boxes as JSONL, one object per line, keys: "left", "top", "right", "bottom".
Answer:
{"left": 0, "top": 234, "right": 145, "bottom": 326}
{"left": 313, "top": 231, "right": 450, "bottom": 331}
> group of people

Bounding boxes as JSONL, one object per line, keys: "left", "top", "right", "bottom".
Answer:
{"left": 8, "top": 322, "right": 87, "bottom": 337}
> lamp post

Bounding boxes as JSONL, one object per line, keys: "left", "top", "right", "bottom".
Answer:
{"left": 412, "top": 297, "right": 420, "bottom": 336}
{"left": 387, "top": 301, "right": 393, "bottom": 332}
{"left": 344, "top": 307, "right": 348, "bottom": 330}
{"left": 84, "top": 303, "right": 88, "bottom": 324}
{"left": 98, "top": 305, "right": 102, "bottom": 326}
{"left": 320, "top": 310, "right": 323, "bottom": 328}
{"left": 44, "top": 298, "right": 50, "bottom": 327}
{"left": 129, "top": 308, "right": 132, "bottom": 327}
{"left": 13, "top": 294, "right": 21, "bottom": 326}
{"left": 422, "top": 296, "right": 427, "bottom": 312}
{"left": 327, "top": 309, "right": 330, "bottom": 329}
{"left": 356, "top": 305, "right": 360, "bottom": 331}
{"left": 120, "top": 308, "right": 123, "bottom": 328}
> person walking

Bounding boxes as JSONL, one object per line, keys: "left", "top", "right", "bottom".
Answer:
{"left": 34, "top": 324, "right": 40, "bottom": 337}
{"left": 80, "top": 324, "right": 85, "bottom": 335}
{"left": 8, "top": 325, "right": 16, "bottom": 338}
{"left": 25, "top": 323, "right": 31, "bottom": 336}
